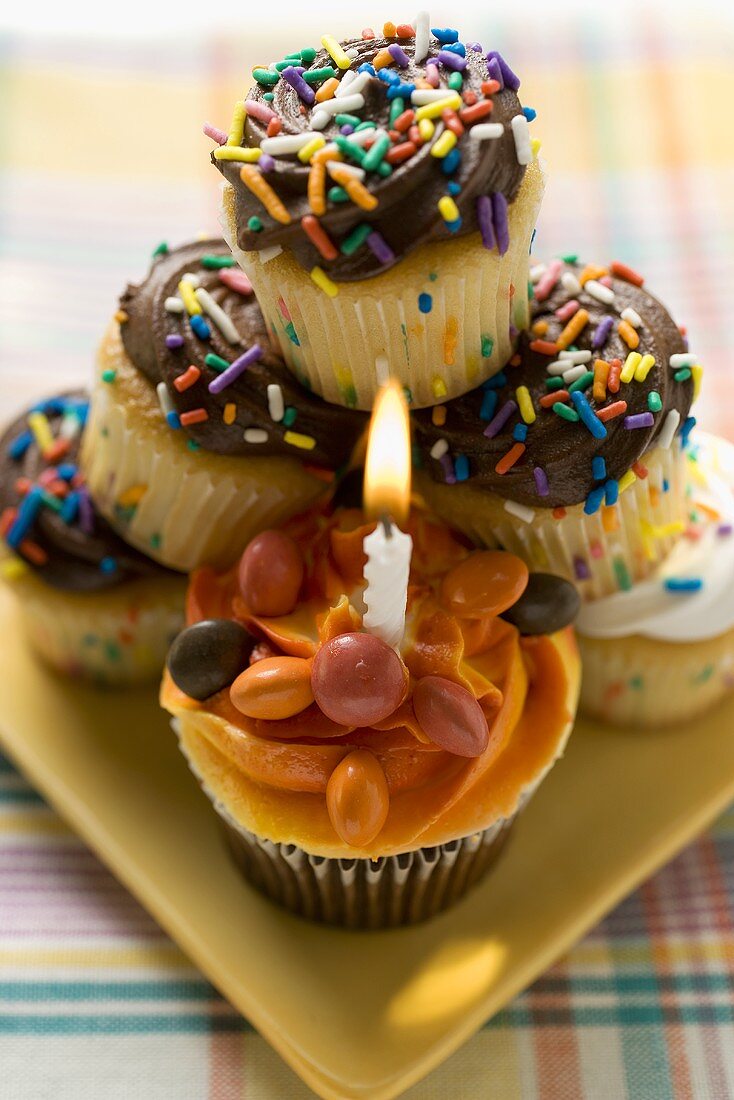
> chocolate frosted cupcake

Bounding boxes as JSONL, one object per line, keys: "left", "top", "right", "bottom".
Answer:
{"left": 81, "top": 239, "right": 365, "bottom": 572}
{"left": 0, "top": 393, "right": 184, "bottom": 685}
{"left": 214, "top": 21, "right": 544, "bottom": 408}
{"left": 414, "top": 259, "right": 697, "bottom": 598}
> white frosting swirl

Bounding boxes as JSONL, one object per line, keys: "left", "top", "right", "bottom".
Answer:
{"left": 577, "top": 433, "right": 734, "bottom": 642}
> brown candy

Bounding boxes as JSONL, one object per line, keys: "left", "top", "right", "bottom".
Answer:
{"left": 238, "top": 530, "right": 304, "bottom": 617}
{"left": 412, "top": 676, "right": 489, "bottom": 758}
{"left": 326, "top": 749, "right": 390, "bottom": 847}
{"left": 230, "top": 656, "right": 313, "bottom": 720}
{"left": 311, "top": 632, "right": 408, "bottom": 727}
{"left": 441, "top": 550, "right": 529, "bottom": 619}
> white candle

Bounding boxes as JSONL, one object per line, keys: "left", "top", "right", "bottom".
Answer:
{"left": 363, "top": 519, "right": 413, "bottom": 648}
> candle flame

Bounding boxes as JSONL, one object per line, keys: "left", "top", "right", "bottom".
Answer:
{"left": 364, "top": 380, "right": 411, "bottom": 526}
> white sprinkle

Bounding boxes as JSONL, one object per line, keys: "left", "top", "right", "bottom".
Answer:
{"left": 59, "top": 412, "right": 82, "bottom": 441}
{"left": 164, "top": 296, "right": 185, "bottom": 314}
{"left": 260, "top": 132, "right": 320, "bottom": 155}
{"left": 337, "top": 70, "right": 370, "bottom": 97}
{"left": 336, "top": 70, "right": 357, "bottom": 96}
{"left": 414, "top": 11, "right": 430, "bottom": 64}
{"left": 546, "top": 361, "right": 571, "bottom": 376}
{"left": 511, "top": 114, "right": 532, "bottom": 165}
{"left": 345, "top": 126, "right": 384, "bottom": 147}
{"left": 558, "top": 349, "right": 592, "bottom": 364}
{"left": 562, "top": 364, "right": 588, "bottom": 384}
{"left": 327, "top": 160, "right": 365, "bottom": 182}
{"left": 584, "top": 279, "right": 615, "bottom": 305}
{"left": 430, "top": 439, "right": 449, "bottom": 460}
{"left": 561, "top": 272, "right": 582, "bottom": 295}
{"left": 345, "top": 47, "right": 359, "bottom": 59}
{"left": 658, "top": 409, "right": 681, "bottom": 450}
{"left": 470, "top": 123, "right": 504, "bottom": 142}
{"left": 181, "top": 272, "right": 201, "bottom": 288}
{"left": 375, "top": 354, "right": 390, "bottom": 385}
{"left": 504, "top": 499, "right": 535, "bottom": 523}
{"left": 310, "top": 93, "right": 365, "bottom": 129}
{"left": 621, "top": 306, "right": 642, "bottom": 329}
{"left": 670, "top": 352, "right": 698, "bottom": 368}
{"left": 156, "top": 381, "right": 175, "bottom": 418}
{"left": 259, "top": 245, "right": 283, "bottom": 264}
{"left": 244, "top": 428, "right": 268, "bottom": 444}
{"left": 411, "top": 88, "right": 457, "bottom": 105}
{"left": 530, "top": 263, "right": 547, "bottom": 283}
{"left": 267, "top": 384, "right": 284, "bottom": 422}
{"left": 195, "top": 287, "right": 241, "bottom": 344}
{"left": 310, "top": 111, "right": 329, "bottom": 131}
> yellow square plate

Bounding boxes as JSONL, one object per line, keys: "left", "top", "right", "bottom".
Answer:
{"left": 1, "top": 586, "right": 734, "bottom": 1100}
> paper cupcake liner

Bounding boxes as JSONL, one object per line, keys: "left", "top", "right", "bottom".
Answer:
{"left": 578, "top": 627, "right": 734, "bottom": 728}
{"left": 2, "top": 569, "right": 185, "bottom": 687}
{"left": 81, "top": 344, "right": 327, "bottom": 573}
{"left": 221, "top": 161, "right": 545, "bottom": 411}
{"left": 416, "top": 441, "right": 689, "bottom": 600}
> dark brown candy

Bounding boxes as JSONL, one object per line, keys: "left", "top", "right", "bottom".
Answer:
{"left": 412, "top": 676, "right": 489, "bottom": 758}
{"left": 331, "top": 466, "right": 364, "bottom": 510}
{"left": 500, "top": 573, "right": 581, "bottom": 636}
{"left": 238, "top": 530, "right": 304, "bottom": 616}
{"left": 167, "top": 619, "right": 256, "bottom": 700}
{"left": 311, "top": 632, "right": 408, "bottom": 727}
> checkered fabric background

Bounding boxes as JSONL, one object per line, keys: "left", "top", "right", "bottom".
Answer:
{"left": 1, "top": 6, "right": 734, "bottom": 1097}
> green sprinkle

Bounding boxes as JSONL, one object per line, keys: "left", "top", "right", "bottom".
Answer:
{"left": 614, "top": 558, "right": 633, "bottom": 591}
{"left": 553, "top": 402, "right": 579, "bottom": 422}
{"left": 568, "top": 370, "right": 595, "bottom": 393}
{"left": 403, "top": 386, "right": 414, "bottom": 406}
{"left": 101, "top": 427, "right": 109, "bottom": 438}
{"left": 284, "top": 52, "right": 301, "bottom": 61}
{"left": 247, "top": 216, "right": 264, "bottom": 232}
{"left": 274, "top": 59, "right": 293, "bottom": 71}
{"left": 527, "top": 280, "right": 535, "bottom": 301}
{"left": 253, "top": 67, "right": 280, "bottom": 86}
{"left": 629, "top": 674, "right": 643, "bottom": 690}
{"left": 187, "top": 439, "right": 201, "bottom": 452}
{"left": 648, "top": 391, "right": 663, "bottom": 412}
{"left": 105, "top": 641, "right": 122, "bottom": 663}
{"left": 448, "top": 71, "right": 464, "bottom": 91}
{"left": 303, "top": 66, "right": 338, "bottom": 84}
{"left": 694, "top": 663, "right": 715, "bottom": 684}
{"left": 429, "top": 272, "right": 438, "bottom": 281}
{"left": 283, "top": 321, "right": 300, "bottom": 346}
{"left": 481, "top": 335, "right": 494, "bottom": 358}
{"left": 342, "top": 385, "right": 358, "bottom": 409}
{"left": 282, "top": 406, "right": 298, "bottom": 427}
{"left": 354, "top": 121, "right": 377, "bottom": 131}
{"left": 363, "top": 133, "right": 391, "bottom": 172}
{"left": 150, "top": 533, "right": 162, "bottom": 550}
{"left": 340, "top": 223, "right": 373, "bottom": 256}
{"left": 200, "top": 254, "right": 235, "bottom": 269}
{"left": 205, "top": 353, "right": 230, "bottom": 372}
{"left": 300, "top": 46, "right": 317, "bottom": 65}
{"left": 328, "top": 186, "right": 349, "bottom": 203}
{"left": 335, "top": 113, "right": 362, "bottom": 127}
{"left": 674, "top": 367, "right": 692, "bottom": 382}
{"left": 152, "top": 241, "right": 169, "bottom": 258}
{"left": 263, "top": 92, "right": 274, "bottom": 102}
{"left": 41, "top": 491, "right": 63, "bottom": 513}
{"left": 101, "top": 369, "right": 117, "bottom": 384}
{"left": 560, "top": 252, "right": 578, "bottom": 263}
{"left": 545, "top": 376, "right": 565, "bottom": 390}
{"left": 336, "top": 135, "right": 367, "bottom": 165}
{"left": 389, "top": 96, "right": 405, "bottom": 127}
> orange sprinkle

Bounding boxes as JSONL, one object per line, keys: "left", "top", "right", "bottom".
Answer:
{"left": 383, "top": 21, "right": 397, "bottom": 36}
{"left": 43, "top": 439, "right": 71, "bottom": 463}
{"left": 695, "top": 500, "right": 722, "bottom": 521}
{"left": 303, "top": 465, "right": 336, "bottom": 484}
{"left": 593, "top": 359, "right": 610, "bottom": 402}
{"left": 223, "top": 403, "right": 236, "bottom": 425}
{"left": 385, "top": 140, "right": 417, "bottom": 165}
{"left": 481, "top": 80, "right": 501, "bottom": 95}
{"left": 556, "top": 307, "right": 590, "bottom": 350}
{"left": 611, "top": 260, "right": 644, "bottom": 287}
{"left": 532, "top": 320, "right": 549, "bottom": 336}
{"left": 462, "top": 90, "right": 478, "bottom": 106}
{"left": 239, "top": 165, "right": 291, "bottom": 224}
{"left": 180, "top": 408, "right": 208, "bottom": 427}
{"left": 444, "top": 318, "right": 458, "bottom": 366}
{"left": 47, "top": 479, "right": 69, "bottom": 498}
{"left": 432, "top": 405, "right": 447, "bottom": 427}
{"left": 618, "top": 319, "right": 639, "bottom": 349}
{"left": 174, "top": 365, "right": 201, "bottom": 392}
{"left": 328, "top": 166, "right": 378, "bottom": 211}
{"left": 529, "top": 339, "right": 559, "bottom": 356}
{"left": 552, "top": 507, "right": 567, "bottom": 520}
{"left": 607, "top": 359, "right": 622, "bottom": 394}
{"left": 19, "top": 539, "right": 48, "bottom": 566}
{"left": 266, "top": 117, "right": 282, "bottom": 137}
{"left": 312, "top": 145, "right": 341, "bottom": 165}
{"left": 408, "top": 124, "right": 423, "bottom": 146}
{"left": 495, "top": 442, "right": 526, "bottom": 475}
{"left": 650, "top": 487, "right": 660, "bottom": 508}
{"left": 459, "top": 100, "right": 493, "bottom": 124}
{"left": 301, "top": 215, "right": 338, "bottom": 261}
{"left": 602, "top": 506, "right": 619, "bottom": 534}
{"left": 509, "top": 354, "right": 522, "bottom": 368}
{"left": 540, "top": 389, "right": 569, "bottom": 408}
{"left": 0, "top": 508, "right": 17, "bottom": 537}
{"left": 393, "top": 109, "right": 415, "bottom": 132}
{"left": 632, "top": 461, "right": 649, "bottom": 479}
{"left": 114, "top": 309, "right": 129, "bottom": 324}
{"left": 596, "top": 400, "right": 628, "bottom": 423}
{"left": 579, "top": 263, "right": 607, "bottom": 286}
{"left": 315, "top": 77, "right": 340, "bottom": 103}
{"left": 14, "top": 478, "right": 32, "bottom": 497}
{"left": 396, "top": 23, "right": 415, "bottom": 37}
{"left": 373, "top": 48, "right": 394, "bottom": 69}
{"left": 442, "top": 109, "right": 465, "bottom": 137}
{"left": 307, "top": 161, "right": 327, "bottom": 216}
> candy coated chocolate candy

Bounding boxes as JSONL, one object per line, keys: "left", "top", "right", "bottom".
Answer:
{"left": 500, "top": 572, "right": 581, "bottom": 636}
{"left": 167, "top": 619, "right": 255, "bottom": 701}
{"left": 311, "top": 632, "right": 408, "bottom": 726}
{"left": 238, "top": 530, "right": 304, "bottom": 617}
{"left": 441, "top": 551, "right": 529, "bottom": 619}
{"left": 326, "top": 749, "right": 389, "bottom": 847}
{"left": 230, "top": 656, "right": 314, "bottom": 720}
{"left": 413, "top": 676, "right": 489, "bottom": 757}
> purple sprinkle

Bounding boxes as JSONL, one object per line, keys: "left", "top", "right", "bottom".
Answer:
{"left": 165, "top": 334, "right": 185, "bottom": 350}
{"left": 533, "top": 466, "right": 549, "bottom": 497}
{"left": 491, "top": 192, "right": 509, "bottom": 255}
{"left": 509, "top": 323, "right": 518, "bottom": 339}
{"left": 440, "top": 453, "right": 457, "bottom": 485}
{"left": 484, "top": 399, "right": 517, "bottom": 439}
{"left": 388, "top": 43, "right": 410, "bottom": 68}
{"left": 208, "top": 345, "right": 263, "bottom": 393}
{"left": 340, "top": 124, "right": 354, "bottom": 135}
{"left": 476, "top": 195, "right": 495, "bottom": 250}
{"left": 485, "top": 50, "right": 520, "bottom": 91}
{"left": 468, "top": 42, "right": 483, "bottom": 52}
{"left": 281, "top": 65, "right": 315, "bottom": 106}
{"left": 591, "top": 315, "right": 614, "bottom": 350}
{"left": 258, "top": 153, "right": 275, "bottom": 173}
{"left": 77, "top": 489, "right": 95, "bottom": 535}
{"left": 718, "top": 524, "right": 732, "bottom": 537}
{"left": 203, "top": 122, "right": 227, "bottom": 145}
{"left": 366, "top": 231, "right": 395, "bottom": 266}
{"left": 437, "top": 49, "right": 467, "bottom": 72}
{"left": 486, "top": 56, "right": 504, "bottom": 88}
{"left": 624, "top": 412, "right": 655, "bottom": 430}
{"left": 573, "top": 555, "right": 591, "bottom": 581}
{"left": 425, "top": 57, "right": 439, "bottom": 67}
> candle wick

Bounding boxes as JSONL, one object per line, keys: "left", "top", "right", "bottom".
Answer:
{"left": 380, "top": 514, "right": 393, "bottom": 539}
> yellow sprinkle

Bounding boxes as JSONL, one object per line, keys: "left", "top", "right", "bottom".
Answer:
{"left": 315, "top": 77, "right": 340, "bottom": 103}
{"left": 240, "top": 165, "right": 292, "bottom": 225}
{"left": 27, "top": 411, "right": 54, "bottom": 455}
{"left": 0, "top": 558, "right": 28, "bottom": 581}
{"left": 432, "top": 405, "right": 447, "bottom": 427}
{"left": 321, "top": 34, "right": 352, "bottom": 70}
{"left": 418, "top": 118, "right": 435, "bottom": 142}
{"left": 530, "top": 137, "right": 542, "bottom": 157}
{"left": 620, "top": 352, "right": 641, "bottom": 384}
{"left": 114, "top": 309, "right": 129, "bottom": 324}
{"left": 579, "top": 263, "right": 607, "bottom": 286}
{"left": 178, "top": 280, "right": 202, "bottom": 315}
{"left": 117, "top": 485, "right": 147, "bottom": 508}
{"left": 431, "top": 130, "right": 457, "bottom": 158}
{"left": 438, "top": 196, "right": 460, "bottom": 223}
{"left": 224, "top": 402, "right": 236, "bottom": 425}
{"left": 432, "top": 376, "right": 448, "bottom": 399}
{"left": 634, "top": 354, "right": 655, "bottom": 382}
{"left": 516, "top": 385, "right": 536, "bottom": 424}
{"left": 284, "top": 430, "right": 316, "bottom": 451}
{"left": 310, "top": 266, "right": 338, "bottom": 298}
{"left": 651, "top": 521, "right": 685, "bottom": 538}
{"left": 227, "top": 100, "right": 247, "bottom": 146}
{"left": 415, "top": 94, "right": 462, "bottom": 121}
{"left": 691, "top": 363, "right": 703, "bottom": 402}
{"left": 298, "top": 135, "right": 326, "bottom": 163}
{"left": 618, "top": 469, "right": 637, "bottom": 494}
{"left": 213, "top": 146, "right": 261, "bottom": 162}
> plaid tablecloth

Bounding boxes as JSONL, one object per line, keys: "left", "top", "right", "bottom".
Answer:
{"left": 1, "top": 7, "right": 734, "bottom": 1097}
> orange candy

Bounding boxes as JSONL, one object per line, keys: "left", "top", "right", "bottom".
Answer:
{"left": 441, "top": 551, "right": 529, "bottom": 619}
{"left": 238, "top": 530, "right": 304, "bottom": 616}
{"left": 326, "top": 749, "right": 389, "bottom": 847}
{"left": 230, "top": 656, "right": 313, "bottom": 720}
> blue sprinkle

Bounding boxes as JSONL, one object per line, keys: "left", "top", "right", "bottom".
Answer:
{"left": 166, "top": 411, "right": 181, "bottom": 430}
{"left": 387, "top": 83, "right": 415, "bottom": 100}
{"left": 32, "top": 398, "right": 65, "bottom": 416}
{"left": 664, "top": 577, "right": 703, "bottom": 593}
{"left": 571, "top": 391, "right": 607, "bottom": 440}
{"left": 190, "top": 315, "right": 211, "bottom": 340}
{"left": 522, "top": 107, "right": 537, "bottom": 121}
{"left": 513, "top": 423, "right": 528, "bottom": 443}
{"left": 584, "top": 485, "right": 606, "bottom": 516}
{"left": 445, "top": 217, "right": 463, "bottom": 234}
{"left": 483, "top": 371, "right": 507, "bottom": 391}
{"left": 454, "top": 454, "right": 470, "bottom": 481}
{"left": 358, "top": 63, "right": 377, "bottom": 76}
{"left": 681, "top": 415, "right": 696, "bottom": 448}
{"left": 6, "top": 487, "right": 44, "bottom": 548}
{"left": 418, "top": 293, "right": 433, "bottom": 314}
{"left": 663, "top": 478, "right": 670, "bottom": 493}
{"left": 605, "top": 478, "right": 619, "bottom": 506}
{"left": 431, "top": 27, "right": 459, "bottom": 43}
{"left": 441, "top": 148, "right": 462, "bottom": 175}
{"left": 592, "top": 456, "right": 607, "bottom": 482}
{"left": 56, "top": 463, "right": 78, "bottom": 481}
{"left": 443, "top": 41, "right": 466, "bottom": 56}
{"left": 377, "top": 68, "right": 400, "bottom": 85}
{"left": 447, "top": 181, "right": 461, "bottom": 195}
{"left": 60, "top": 491, "right": 80, "bottom": 524}
{"left": 480, "top": 390, "right": 498, "bottom": 422}
{"left": 8, "top": 430, "right": 33, "bottom": 461}
{"left": 100, "top": 556, "right": 118, "bottom": 575}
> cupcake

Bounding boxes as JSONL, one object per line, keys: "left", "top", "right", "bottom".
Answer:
{"left": 81, "top": 239, "right": 365, "bottom": 572}
{"left": 161, "top": 506, "right": 581, "bottom": 928}
{"left": 577, "top": 432, "right": 734, "bottom": 727}
{"left": 0, "top": 393, "right": 185, "bottom": 686}
{"left": 213, "top": 21, "right": 543, "bottom": 409}
{"left": 413, "top": 258, "right": 697, "bottom": 599}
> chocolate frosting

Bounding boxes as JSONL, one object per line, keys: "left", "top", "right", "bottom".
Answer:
{"left": 413, "top": 261, "right": 694, "bottom": 508}
{"left": 0, "top": 393, "right": 172, "bottom": 592}
{"left": 215, "top": 34, "right": 527, "bottom": 280}
{"left": 120, "top": 239, "right": 366, "bottom": 463}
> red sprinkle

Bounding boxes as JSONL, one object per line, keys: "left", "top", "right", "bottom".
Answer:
{"left": 387, "top": 129, "right": 401, "bottom": 142}
{"left": 529, "top": 340, "right": 560, "bottom": 356}
{"left": 20, "top": 539, "right": 48, "bottom": 566}
{"left": 408, "top": 124, "right": 423, "bottom": 146}
{"left": 459, "top": 100, "right": 493, "bottom": 124}
{"left": 386, "top": 140, "right": 417, "bottom": 165}
{"left": 596, "top": 400, "right": 628, "bottom": 423}
{"left": 607, "top": 358, "right": 622, "bottom": 394}
{"left": 361, "top": 27, "right": 375, "bottom": 39}
{"left": 266, "top": 117, "right": 282, "bottom": 137}
{"left": 495, "top": 442, "right": 526, "bottom": 475}
{"left": 540, "top": 389, "right": 569, "bottom": 408}
{"left": 0, "top": 508, "right": 18, "bottom": 537}
{"left": 180, "top": 408, "right": 209, "bottom": 426}
{"left": 393, "top": 109, "right": 415, "bottom": 133}
{"left": 553, "top": 507, "right": 567, "bottom": 520}
{"left": 442, "top": 109, "right": 465, "bottom": 136}
{"left": 47, "top": 479, "right": 69, "bottom": 498}
{"left": 462, "top": 90, "right": 478, "bottom": 106}
{"left": 301, "top": 214, "right": 338, "bottom": 261}
{"left": 174, "top": 365, "right": 202, "bottom": 392}
{"left": 481, "top": 79, "right": 501, "bottom": 96}
{"left": 610, "top": 260, "right": 644, "bottom": 287}
{"left": 632, "top": 461, "right": 649, "bottom": 479}
{"left": 14, "top": 477, "right": 32, "bottom": 497}
{"left": 396, "top": 23, "right": 415, "bottom": 37}
{"left": 44, "top": 439, "right": 71, "bottom": 463}
{"left": 303, "top": 465, "right": 336, "bottom": 484}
